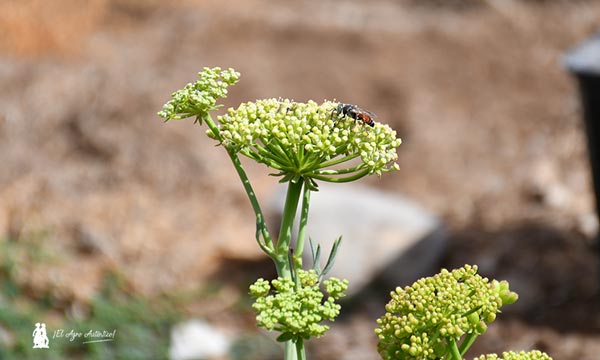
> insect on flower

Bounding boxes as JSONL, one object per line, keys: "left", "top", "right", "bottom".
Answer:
{"left": 333, "top": 103, "right": 376, "bottom": 127}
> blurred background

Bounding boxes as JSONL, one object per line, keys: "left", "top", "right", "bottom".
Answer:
{"left": 1, "top": 0, "right": 600, "bottom": 359}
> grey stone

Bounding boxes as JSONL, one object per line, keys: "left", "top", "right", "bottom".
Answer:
{"left": 270, "top": 183, "right": 446, "bottom": 295}
{"left": 565, "top": 32, "right": 600, "bottom": 75}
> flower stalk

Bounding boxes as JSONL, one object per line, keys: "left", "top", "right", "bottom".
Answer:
{"left": 274, "top": 178, "right": 304, "bottom": 278}
{"left": 293, "top": 184, "right": 311, "bottom": 268}
{"left": 205, "top": 112, "right": 276, "bottom": 256}
{"left": 449, "top": 340, "right": 462, "bottom": 360}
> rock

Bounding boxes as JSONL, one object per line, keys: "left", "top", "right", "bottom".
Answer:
{"left": 270, "top": 183, "right": 446, "bottom": 295}
{"left": 576, "top": 212, "right": 599, "bottom": 240}
{"left": 169, "top": 319, "right": 230, "bottom": 360}
{"left": 565, "top": 32, "right": 600, "bottom": 75}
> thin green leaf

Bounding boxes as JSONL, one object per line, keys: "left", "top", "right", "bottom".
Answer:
{"left": 288, "top": 249, "right": 297, "bottom": 286}
{"left": 321, "top": 236, "right": 342, "bottom": 279}
{"left": 309, "top": 237, "right": 322, "bottom": 274}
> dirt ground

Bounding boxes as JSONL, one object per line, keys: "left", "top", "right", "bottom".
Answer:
{"left": 1, "top": 0, "right": 600, "bottom": 359}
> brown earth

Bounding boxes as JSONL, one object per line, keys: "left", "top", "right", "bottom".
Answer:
{"left": 1, "top": 0, "right": 600, "bottom": 359}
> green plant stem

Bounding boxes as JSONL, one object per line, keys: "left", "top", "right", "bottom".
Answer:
{"left": 202, "top": 114, "right": 275, "bottom": 253}
{"left": 296, "top": 338, "right": 306, "bottom": 360}
{"left": 275, "top": 178, "right": 304, "bottom": 278}
{"left": 315, "top": 163, "right": 366, "bottom": 175}
{"left": 203, "top": 114, "right": 307, "bottom": 360}
{"left": 446, "top": 339, "right": 462, "bottom": 360}
{"left": 309, "top": 168, "right": 370, "bottom": 183}
{"left": 458, "top": 332, "right": 479, "bottom": 356}
{"left": 285, "top": 342, "right": 298, "bottom": 360}
{"left": 276, "top": 179, "right": 306, "bottom": 360}
{"left": 293, "top": 183, "right": 311, "bottom": 268}
{"left": 317, "top": 153, "right": 360, "bottom": 169}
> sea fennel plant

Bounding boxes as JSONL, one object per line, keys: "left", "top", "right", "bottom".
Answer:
{"left": 159, "top": 67, "right": 400, "bottom": 359}
{"left": 159, "top": 68, "right": 552, "bottom": 360}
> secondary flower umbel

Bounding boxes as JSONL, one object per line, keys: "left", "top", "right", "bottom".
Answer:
{"left": 212, "top": 98, "right": 401, "bottom": 187}
{"left": 158, "top": 67, "right": 240, "bottom": 122}
{"left": 249, "top": 270, "right": 348, "bottom": 342}
{"left": 375, "top": 265, "right": 518, "bottom": 360}
{"left": 474, "top": 351, "right": 553, "bottom": 360}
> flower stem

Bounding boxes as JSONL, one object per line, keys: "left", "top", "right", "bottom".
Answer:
{"left": 446, "top": 339, "right": 462, "bottom": 360}
{"left": 296, "top": 338, "right": 306, "bottom": 360}
{"left": 317, "top": 153, "right": 360, "bottom": 169}
{"left": 309, "top": 168, "right": 370, "bottom": 183}
{"left": 315, "top": 163, "right": 366, "bottom": 175}
{"left": 293, "top": 183, "right": 311, "bottom": 268}
{"left": 285, "top": 341, "right": 298, "bottom": 360}
{"left": 458, "top": 332, "right": 479, "bottom": 356}
{"left": 274, "top": 179, "right": 307, "bottom": 360}
{"left": 204, "top": 113, "right": 308, "bottom": 360}
{"left": 202, "top": 114, "right": 275, "bottom": 253}
{"left": 275, "top": 178, "right": 304, "bottom": 277}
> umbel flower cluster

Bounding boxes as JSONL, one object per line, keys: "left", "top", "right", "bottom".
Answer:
{"left": 375, "top": 265, "right": 519, "bottom": 360}
{"left": 158, "top": 67, "right": 240, "bottom": 122}
{"left": 249, "top": 270, "right": 348, "bottom": 342}
{"left": 158, "top": 67, "right": 401, "bottom": 189}
{"left": 213, "top": 98, "right": 401, "bottom": 185}
{"left": 474, "top": 351, "right": 553, "bottom": 360}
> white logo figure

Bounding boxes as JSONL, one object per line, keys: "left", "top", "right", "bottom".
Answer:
{"left": 32, "top": 322, "right": 49, "bottom": 349}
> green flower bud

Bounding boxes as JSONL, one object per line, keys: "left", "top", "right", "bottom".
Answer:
{"left": 249, "top": 278, "right": 270, "bottom": 298}
{"left": 324, "top": 278, "right": 349, "bottom": 299}
{"left": 467, "top": 311, "right": 480, "bottom": 325}
{"left": 491, "top": 280, "right": 519, "bottom": 306}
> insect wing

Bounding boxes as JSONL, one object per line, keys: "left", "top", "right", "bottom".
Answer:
{"left": 356, "top": 107, "right": 377, "bottom": 119}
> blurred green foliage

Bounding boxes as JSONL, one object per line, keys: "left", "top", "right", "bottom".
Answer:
{"left": 0, "top": 234, "right": 181, "bottom": 360}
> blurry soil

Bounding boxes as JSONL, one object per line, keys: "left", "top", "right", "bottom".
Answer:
{"left": 1, "top": 0, "right": 600, "bottom": 359}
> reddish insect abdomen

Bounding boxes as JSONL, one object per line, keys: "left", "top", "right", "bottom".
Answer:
{"left": 357, "top": 113, "right": 374, "bottom": 126}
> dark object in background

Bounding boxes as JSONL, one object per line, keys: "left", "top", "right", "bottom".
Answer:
{"left": 565, "top": 32, "right": 600, "bottom": 248}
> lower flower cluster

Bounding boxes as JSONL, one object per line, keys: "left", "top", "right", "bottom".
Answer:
{"left": 249, "top": 270, "right": 348, "bottom": 341}
{"left": 375, "top": 265, "right": 518, "bottom": 360}
{"left": 474, "top": 351, "right": 553, "bottom": 360}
